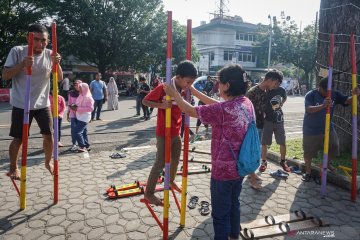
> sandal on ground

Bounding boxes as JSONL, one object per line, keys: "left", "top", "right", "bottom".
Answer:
{"left": 313, "top": 175, "right": 321, "bottom": 185}
{"left": 270, "top": 169, "right": 289, "bottom": 179}
{"left": 109, "top": 153, "right": 126, "bottom": 159}
{"left": 290, "top": 166, "right": 302, "bottom": 174}
{"left": 199, "top": 201, "right": 210, "bottom": 216}
{"left": 301, "top": 173, "right": 312, "bottom": 182}
{"left": 187, "top": 196, "right": 199, "bottom": 209}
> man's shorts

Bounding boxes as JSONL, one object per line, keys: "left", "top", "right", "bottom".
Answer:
{"left": 261, "top": 120, "right": 286, "bottom": 146}
{"left": 303, "top": 131, "right": 340, "bottom": 159}
{"left": 10, "top": 107, "right": 53, "bottom": 139}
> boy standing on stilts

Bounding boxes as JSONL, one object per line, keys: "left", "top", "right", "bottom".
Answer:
{"left": 142, "top": 60, "right": 197, "bottom": 205}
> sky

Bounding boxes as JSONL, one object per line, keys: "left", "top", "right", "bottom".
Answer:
{"left": 162, "top": 0, "right": 321, "bottom": 28}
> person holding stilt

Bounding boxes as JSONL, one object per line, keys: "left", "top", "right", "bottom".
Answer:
{"left": 302, "top": 77, "right": 360, "bottom": 181}
{"left": 2, "top": 24, "right": 63, "bottom": 179}
{"left": 142, "top": 60, "right": 197, "bottom": 206}
{"left": 164, "top": 64, "right": 253, "bottom": 240}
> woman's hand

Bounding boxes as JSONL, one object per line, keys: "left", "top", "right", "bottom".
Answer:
{"left": 163, "top": 83, "right": 177, "bottom": 97}
{"left": 159, "top": 100, "right": 172, "bottom": 109}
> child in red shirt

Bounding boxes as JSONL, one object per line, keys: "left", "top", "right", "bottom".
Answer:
{"left": 142, "top": 60, "right": 198, "bottom": 206}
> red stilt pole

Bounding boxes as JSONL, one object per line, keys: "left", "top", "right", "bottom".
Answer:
{"left": 350, "top": 33, "right": 357, "bottom": 202}
{"left": 163, "top": 11, "right": 172, "bottom": 240}
{"left": 180, "top": 19, "right": 192, "bottom": 227}
{"left": 19, "top": 32, "right": 34, "bottom": 210}
{"left": 51, "top": 22, "right": 59, "bottom": 204}
{"left": 320, "top": 34, "right": 334, "bottom": 198}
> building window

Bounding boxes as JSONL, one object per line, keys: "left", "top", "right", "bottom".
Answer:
{"left": 237, "top": 52, "right": 256, "bottom": 62}
{"left": 224, "top": 51, "right": 233, "bottom": 61}
{"left": 210, "top": 51, "right": 215, "bottom": 61}
{"left": 235, "top": 32, "right": 254, "bottom": 42}
{"left": 238, "top": 52, "right": 243, "bottom": 62}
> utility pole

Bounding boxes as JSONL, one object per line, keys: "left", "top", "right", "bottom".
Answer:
{"left": 208, "top": 52, "right": 211, "bottom": 74}
{"left": 267, "top": 14, "right": 272, "bottom": 70}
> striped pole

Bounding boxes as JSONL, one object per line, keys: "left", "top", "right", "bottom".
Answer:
{"left": 163, "top": 11, "right": 172, "bottom": 240}
{"left": 52, "top": 22, "right": 59, "bottom": 204}
{"left": 350, "top": 33, "right": 357, "bottom": 202}
{"left": 20, "top": 32, "right": 34, "bottom": 210}
{"left": 180, "top": 19, "right": 192, "bottom": 227}
{"left": 321, "top": 34, "right": 334, "bottom": 198}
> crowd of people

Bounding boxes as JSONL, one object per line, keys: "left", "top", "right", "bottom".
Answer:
{"left": 3, "top": 23, "right": 360, "bottom": 240}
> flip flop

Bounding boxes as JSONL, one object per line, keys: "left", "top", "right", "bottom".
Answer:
{"left": 270, "top": 169, "right": 289, "bottom": 179}
{"left": 199, "top": 201, "right": 210, "bottom": 216}
{"left": 187, "top": 196, "right": 199, "bottom": 209}
{"left": 290, "top": 166, "right": 302, "bottom": 174}
{"left": 109, "top": 153, "right": 126, "bottom": 159}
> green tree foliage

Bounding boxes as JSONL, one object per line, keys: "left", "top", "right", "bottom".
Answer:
{"left": 0, "top": 0, "right": 200, "bottom": 78}
{"left": 253, "top": 14, "right": 316, "bottom": 86}
{"left": 54, "top": 0, "right": 165, "bottom": 74}
{"left": 54, "top": 0, "right": 199, "bottom": 75}
{"left": 0, "top": 0, "right": 55, "bottom": 66}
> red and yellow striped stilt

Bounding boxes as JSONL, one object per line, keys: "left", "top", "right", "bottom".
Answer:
{"left": 20, "top": 32, "right": 34, "bottom": 210}
{"left": 350, "top": 33, "right": 357, "bottom": 202}
{"left": 51, "top": 22, "right": 59, "bottom": 204}
{"left": 163, "top": 11, "right": 172, "bottom": 240}
{"left": 180, "top": 19, "right": 192, "bottom": 227}
{"left": 320, "top": 34, "right": 334, "bottom": 198}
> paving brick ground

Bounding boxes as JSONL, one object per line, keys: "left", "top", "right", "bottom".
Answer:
{"left": 0, "top": 141, "right": 359, "bottom": 240}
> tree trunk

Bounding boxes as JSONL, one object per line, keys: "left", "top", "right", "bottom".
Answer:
{"left": 317, "top": 0, "right": 360, "bottom": 152}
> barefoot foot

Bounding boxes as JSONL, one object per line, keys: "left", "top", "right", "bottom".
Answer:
{"left": 45, "top": 163, "right": 54, "bottom": 176}
{"left": 144, "top": 194, "right": 163, "bottom": 206}
{"left": 170, "top": 181, "right": 182, "bottom": 193}
{"left": 7, "top": 169, "right": 21, "bottom": 180}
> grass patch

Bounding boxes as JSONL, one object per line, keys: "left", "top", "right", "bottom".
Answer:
{"left": 269, "top": 138, "right": 360, "bottom": 175}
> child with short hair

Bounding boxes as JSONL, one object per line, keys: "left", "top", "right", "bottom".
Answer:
{"left": 142, "top": 60, "right": 198, "bottom": 206}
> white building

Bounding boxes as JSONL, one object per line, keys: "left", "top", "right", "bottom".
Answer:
{"left": 193, "top": 16, "right": 263, "bottom": 76}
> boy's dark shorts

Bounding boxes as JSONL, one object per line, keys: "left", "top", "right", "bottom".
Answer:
{"left": 261, "top": 120, "right": 286, "bottom": 146}
{"left": 303, "top": 131, "right": 340, "bottom": 159}
{"left": 10, "top": 106, "right": 53, "bottom": 139}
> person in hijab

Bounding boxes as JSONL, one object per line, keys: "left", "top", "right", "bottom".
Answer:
{"left": 67, "top": 79, "right": 82, "bottom": 151}
{"left": 71, "top": 83, "right": 94, "bottom": 152}
{"left": 107, "top": 77, "right": 119, "bottom": 110}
